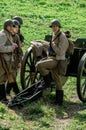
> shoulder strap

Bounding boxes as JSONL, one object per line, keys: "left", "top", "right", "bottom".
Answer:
{"left": 52, "top": 31, "right": 62, "bottom": 42}
{"left": 50, "top": 32, "right": 62, "bottom": 48}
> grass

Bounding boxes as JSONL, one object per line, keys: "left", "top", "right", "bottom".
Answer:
{"left": 0, "top": 0, "right": 86, "bottom": 129}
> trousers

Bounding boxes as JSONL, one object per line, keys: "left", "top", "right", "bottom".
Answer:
{"left": 36, "top": 57, "right": 63, "bottom": 90}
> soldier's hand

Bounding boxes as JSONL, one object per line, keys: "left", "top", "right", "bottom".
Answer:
{"left": 18, "top": 63, "right": 21, "bottom": 68}
{"left": 52, "top": 42, "right": 55, "bottom": 46}
{"left": 13, "top": 43, "right": 18, "bottom": 49}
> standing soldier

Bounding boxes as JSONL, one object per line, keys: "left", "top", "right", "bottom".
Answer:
{"left": 13, "top": 16, "right": 24, "bottom": 47}
{"left": 6, "top": 19, "right": 23, "bottom": 96}
{"left": 0, "top": 19, "right": 18, "bottom": 101}
{"left": 36, "top": 19, "right": 69, "bottom": 106}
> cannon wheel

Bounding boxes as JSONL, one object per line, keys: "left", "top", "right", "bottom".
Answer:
{"left": 77, "top": 53, "right": 86, "bottom": 102}
{"left": 20, "top": 47, "right": 40, "bottom": 89}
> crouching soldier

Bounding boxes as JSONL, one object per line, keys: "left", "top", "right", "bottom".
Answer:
{"left": 36, "top": 19, "right": 69, "bottom": 106}
{"left": 6, "top": 19, "right": 23, "bottom": 96}
{"left": 0, "top": 19, "right": 18, "bottom": 101}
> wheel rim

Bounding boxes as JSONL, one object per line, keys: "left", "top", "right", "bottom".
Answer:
{"left": 79, "top": 60, "right": 86, "bottom": 100}
{"left": 77, "top": 53, "right": 86, "bottom": 102}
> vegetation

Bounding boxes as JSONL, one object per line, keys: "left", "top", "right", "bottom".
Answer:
{"left": 0, "top": 0, "right": 86, "bottom": 129}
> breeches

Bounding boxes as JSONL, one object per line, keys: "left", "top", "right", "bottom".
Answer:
{"left": 36, "top": 57, "right": 62, "bottom": 89}
{"left": 0, "top": 62, "right": 7, "bottom": 84}
{"left": 0, "top": 59, "right": 18, "bottom": 84}
{"left": 8, "top": 68, "right": 18, "bottom": 83}
{"left": 0, "top": 72, "right": 7, "bottom": 85}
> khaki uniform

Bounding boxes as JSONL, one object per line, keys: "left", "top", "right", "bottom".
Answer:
{"left": 36, "top": 30, "right": 69, "bottom": 89}
{"left": 0, "top": 30, "right": 14, "bottom": 84}
{"left": 0, "top": 30, "right": 23, "bottom": 84}
{"left": 10, "top": 34, "right": 23, "bottom": 82}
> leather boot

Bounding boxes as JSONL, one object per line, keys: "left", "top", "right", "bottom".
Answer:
{"left": 0, "top": 84, "right": 6, "bottom": 101}
{"left": 12, "top": 82, "right": 20, "bottom": 95}
{"left": 55, "top": 90, "right": 64, "bottom": 106}
{"left": 6, "top": 83, "right": 12, "bottom": 95}
{"left": 38, "top": 73, "right": 51, "bottom": 90}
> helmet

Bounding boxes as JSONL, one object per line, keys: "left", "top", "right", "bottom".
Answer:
{"left": 12, "top": 19, "right": 20, "bottom": 27}
{"left": 49, "top": 19, "right": 61, "bottom": 28}
{"left": 4, "top": 19, "right": 13, "bottom": 29}
{"left": 13, "top": 16, "right": 23, "bottom": 25}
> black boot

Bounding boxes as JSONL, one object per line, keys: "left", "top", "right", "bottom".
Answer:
{"left": 55, "top": 90, "right": 64, "bottom": 106}
{"left": 12, "top": 82, "right": 20, "bottom": 95}
{"left": 6, "top": 83, "right": 12, "bottom": 95}
{"left": 0, "top": 84, "right": 7, "bottom": 101}
{"left": 38, "top": 73, "right": 51, "bottom": 90}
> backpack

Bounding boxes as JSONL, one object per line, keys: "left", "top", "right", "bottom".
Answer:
{"left": 64, "top": 31, "right": 74, "bottom": 55}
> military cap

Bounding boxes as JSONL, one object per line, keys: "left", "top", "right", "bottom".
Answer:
{"left": 13, "top": 16, "right": 23, "bottom": 25}
{"left": 12, "top": 19, "right": 20, "bottom": 27}
{"left": 49, "top": 19, "right": 61, "bottom": 28}
{"left": 4, "top": 19, "right": 13, "bottom": 29}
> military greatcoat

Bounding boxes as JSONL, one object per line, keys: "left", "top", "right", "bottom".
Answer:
{"left": 0, "top": 30, "right": 23, "bottom": 84}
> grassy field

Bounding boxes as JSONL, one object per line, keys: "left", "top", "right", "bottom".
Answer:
{"left": 0, "top": 0, "right": 86, "bottom": 130}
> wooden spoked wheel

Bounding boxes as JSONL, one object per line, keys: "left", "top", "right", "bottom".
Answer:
{"left": 20, "top": 47, "right": 40, "bottom": 89}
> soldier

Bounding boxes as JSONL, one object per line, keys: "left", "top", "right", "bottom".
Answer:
{"left": 13, "top": 16, "right": 24, "bottom": 47}
{"left": 6, "top": 19, "right": 23, "bottom": 96}
{"left": 0, "top": 19, "right": 18, "bottom": 101}
{"left": 36, "top": 19, "right": 69, "bottom": 105}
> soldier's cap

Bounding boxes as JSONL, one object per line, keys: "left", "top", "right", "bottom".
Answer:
{"left": 49, "top": 19, "right": 61, "bottom": 28}
{"left": 13, "top": 16, "right": 23, "bottom": 25}
{"left": 4, "top": 19, "right": 13, "bottom": 29}
{"left": 12, "top": 19, "right": 20, "bottom": 27}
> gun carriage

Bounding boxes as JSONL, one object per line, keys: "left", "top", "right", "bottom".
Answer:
{"left": 8, "top": 36, "right": 86, "bottom": 107}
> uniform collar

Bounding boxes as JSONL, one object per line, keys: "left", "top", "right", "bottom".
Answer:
{"left": 3, "top": 29, "right": 13, "bottom": 43}
{"left": 4, "top": 29, "right": 11, "bottom": 36}
{"left": 54, "top": 30, "right": 61, "bottom": 35}
{"left": 53, "top": 30, "right": 61, "bottom": 38}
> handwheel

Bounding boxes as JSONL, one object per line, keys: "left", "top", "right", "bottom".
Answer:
{"left": 20, "top": 47, "right": 40, "bottom": 89}
{"left": 77, "top": 53, "right": 86, "bottom": 102}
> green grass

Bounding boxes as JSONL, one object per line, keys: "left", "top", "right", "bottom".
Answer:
{"left": 0, "top": 0, "right": 86, "bottom": 129}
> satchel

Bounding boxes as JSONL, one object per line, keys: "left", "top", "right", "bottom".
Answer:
{"left": 66, "top": 39, "right": 74, "bottom": 55}
{"left": 64, "top": 31, "right": 74, "bottom": 55}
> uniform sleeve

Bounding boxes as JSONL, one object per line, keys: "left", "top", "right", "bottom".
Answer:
{"left": 17, "top": 36, "right": 23, "bottom": 62}
{"left": 51, "top": 34, "right": 69, "bottom": 56}
{"left": 18, "top": 33, "right": 24, "bottom": 46}
{"left": 17, "top": 47, "right": 23, "bottom": 63}
{"left": 19, "top": 33, "right": 24, "bottom": 42}
{"left": 0, "top": 34, "right": 14, "bottom": 53}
